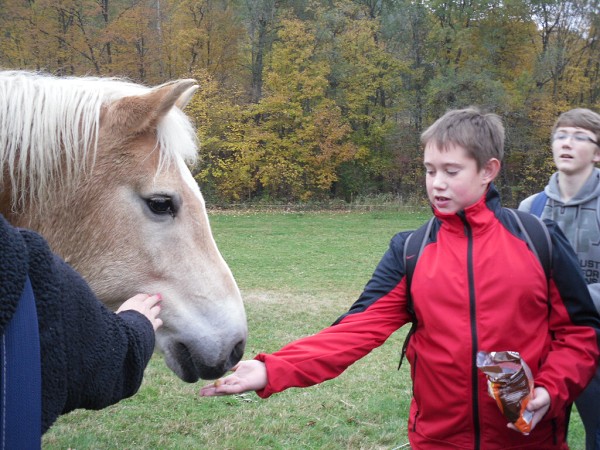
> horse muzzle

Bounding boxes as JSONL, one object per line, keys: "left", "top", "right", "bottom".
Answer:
{"left": 159, "top": 333, "right": 247, "bottom": 383}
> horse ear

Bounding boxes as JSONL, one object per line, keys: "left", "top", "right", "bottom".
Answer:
{"left": 105, "top": 79, "right": 198, "bottom": 135}
{"left": 175, "top": 84, "right": 199, "bottom": 110}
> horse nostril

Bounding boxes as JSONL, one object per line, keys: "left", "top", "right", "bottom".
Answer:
{"left": 228, "top": 340, "right": 245, "bottom": 366}
{"left": 174, "top": 342, "right": 194, "bottom": 368}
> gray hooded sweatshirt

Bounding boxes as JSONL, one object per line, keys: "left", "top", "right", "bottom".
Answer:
{"left": 519, "top": 167, "right": 600, "bottom": 313}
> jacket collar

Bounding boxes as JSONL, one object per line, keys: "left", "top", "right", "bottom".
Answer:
{"left": 432, "top": 184, "right": 500, "bottom": 236}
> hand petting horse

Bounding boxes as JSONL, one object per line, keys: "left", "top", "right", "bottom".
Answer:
{"left": 0, "top": 70, "right": 247, "bottom": 383}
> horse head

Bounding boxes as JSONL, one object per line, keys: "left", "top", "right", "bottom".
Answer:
{"left": 0, "top": 71, "right": 247, "bottom": 382}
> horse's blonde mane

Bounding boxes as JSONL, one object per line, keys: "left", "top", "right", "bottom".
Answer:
{"left": 0, "top": 70, "right": 198, "bottom": 210}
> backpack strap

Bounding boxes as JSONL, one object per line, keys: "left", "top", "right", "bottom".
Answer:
{"left": 399, "top": 218, "right": 434, "bottom": 370}
{"left": 0, "top": 275, "right": 42, "bottom": 449}
{"left": 507, "top": 208, "right": 552, "bottom": 280}
{"left": 530, "top": 191, "right": 548, "bottom": 217}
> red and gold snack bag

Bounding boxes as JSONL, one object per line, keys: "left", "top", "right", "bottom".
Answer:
{"left": 476, "top": 351, "right": 534, "bottom": 434}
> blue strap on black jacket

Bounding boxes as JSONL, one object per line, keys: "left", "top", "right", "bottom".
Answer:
{"left": 0, "top": 275, "right": 42, "bottom": 449}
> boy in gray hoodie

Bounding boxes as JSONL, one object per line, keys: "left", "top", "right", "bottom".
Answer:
{"left": 519, "top": 107, "right": 600, "bottom": 450}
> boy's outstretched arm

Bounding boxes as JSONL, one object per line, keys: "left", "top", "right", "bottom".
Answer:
{"left": 200, "top": 360, "right": 267, "bottom": 396}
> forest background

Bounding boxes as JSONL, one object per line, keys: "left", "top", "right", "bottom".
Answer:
{"left": 1, "top": 0, "right": 599, "bottom": 207}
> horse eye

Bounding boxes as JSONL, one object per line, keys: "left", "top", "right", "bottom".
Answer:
{"left": 146, "top": 196, "right": 176, "bottom": 218}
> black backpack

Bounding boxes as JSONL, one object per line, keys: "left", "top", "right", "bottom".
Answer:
{"left": 398, "top": 208, "right": 552, "bottom": 369}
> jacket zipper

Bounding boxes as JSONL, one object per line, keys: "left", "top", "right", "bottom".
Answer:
{"left": 411, "top": 353, "right": 419, "bottom": 432}
{"left": 460, "top": 213, "right": 481, "bottom": 450}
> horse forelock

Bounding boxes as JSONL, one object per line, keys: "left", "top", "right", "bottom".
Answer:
{"left": 156, "top": 107, "right": 198, "bottom": 171}
{"left": 0, "top": 70, "right": 198, "bottom": 212}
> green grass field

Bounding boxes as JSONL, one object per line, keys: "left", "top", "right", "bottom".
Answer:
{"left": 43, "top": 209, "right": 585, "bottom": 449}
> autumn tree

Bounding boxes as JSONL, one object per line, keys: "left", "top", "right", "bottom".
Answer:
{"left": 241, "top": 0, "right": 279, "bottom": 103}
{"left": 247, "top": 14, "right": 358, "bottom": 201}
{"left": 186, "top": 70, "right": 258, "bottom": 202}
{"left": 0, "top": 0, "right": 106, "bottom": 74}
{"left": 1, "top": 0, "right": 599, "bottom": 204}
{"left": 159, "top": 0, "right": 245, "bottom": 84}
{"left": 190, "top": 11, "right": 359, "bottom": 202}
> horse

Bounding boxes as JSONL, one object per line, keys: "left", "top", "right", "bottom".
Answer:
{"left": 0, "top": 70, "right": 247, "bottom": 383}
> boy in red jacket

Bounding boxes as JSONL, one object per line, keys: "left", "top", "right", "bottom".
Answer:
{"left": 201, "top": 107, "right": 600, "bottom": 449}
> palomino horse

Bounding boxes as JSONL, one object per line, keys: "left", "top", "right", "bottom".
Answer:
{"left": 0, "top": 70, "right": 247, "bottom": 382}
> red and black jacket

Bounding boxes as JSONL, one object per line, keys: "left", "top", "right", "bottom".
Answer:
{"left": 255, "top": 185, "right": 600, "bottom": 450}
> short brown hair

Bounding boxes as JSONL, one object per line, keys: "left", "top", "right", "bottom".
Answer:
{"left": 552, "top": 108, "right": 600, "bottom": 142}
{"left": 421, "top": 107, "right": 504, "bottom": 170}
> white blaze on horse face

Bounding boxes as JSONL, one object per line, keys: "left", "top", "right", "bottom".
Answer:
{"left": 141, "top": 155, "right": 247, "bottom": 382}
{"left": 177, "top": 154, "right": 205, "bottom": 207}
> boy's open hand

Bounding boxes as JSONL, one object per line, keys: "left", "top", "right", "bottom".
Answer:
{"left": 117, "top": 293, "right": 163, "bottom": 331}
{"left": 200, "top": 360, "right": 268, "bottom": 397}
